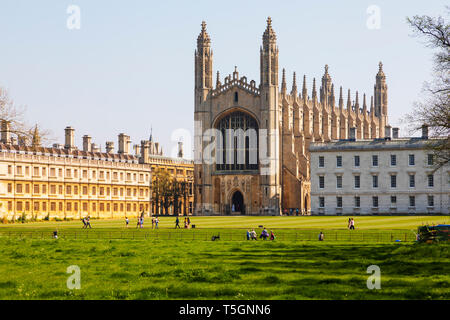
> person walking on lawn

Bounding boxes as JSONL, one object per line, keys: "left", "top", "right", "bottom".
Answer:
{"left": 86, "top": 216, "right": 92, "bottom": 229}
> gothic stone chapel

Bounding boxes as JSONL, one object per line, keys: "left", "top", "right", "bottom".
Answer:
{"left": 194, "top": 18, "right": 389, "bottom": 216}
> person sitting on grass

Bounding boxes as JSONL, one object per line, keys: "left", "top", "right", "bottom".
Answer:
{"left": 250, "top": 229, "right": 257, "bottom": 240}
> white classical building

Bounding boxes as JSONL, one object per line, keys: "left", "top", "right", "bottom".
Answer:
{"left": 310, "top": 128, "right": 450, "bottom": 215}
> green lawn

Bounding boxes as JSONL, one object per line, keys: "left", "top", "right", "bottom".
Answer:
{"left": 1, "top": 215, "right": 448, "bottom": 230}
{"left": 0, "top": 238, "right": 448, "bottom": 300}
{"left": 0, "top": 216, "right": 448, "bottom": 300}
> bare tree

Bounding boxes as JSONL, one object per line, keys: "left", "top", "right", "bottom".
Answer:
{"left": 0, "top": 86, "right": 53, "bottom": 147}
{"left": 405, "top": 8, "right": 450, "bottom": 168}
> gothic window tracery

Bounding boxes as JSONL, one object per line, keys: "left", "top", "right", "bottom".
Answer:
{"left": 216, "top": 111, "right": 259, "bottom": 171}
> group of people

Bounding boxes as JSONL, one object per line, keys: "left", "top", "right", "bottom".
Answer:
{"left": 175, "top": 216, "right": 191, "bottom": 229}
{"left": 124, "top": 213, "right": 159, "bottom": 229}
{"left": 151, "top": 216, "right": 160, "bottom": 229}
{"left": 283, "top": 208, "right": 302, "bottom": 216}
{"left": 136, "top": 216, "right": 145, "bottom": 228}
{"left": 246, "top": 228, "right": 275, "bottom": 241}
{"left": 81, "top": 216, "right": 92, "bottom": 229}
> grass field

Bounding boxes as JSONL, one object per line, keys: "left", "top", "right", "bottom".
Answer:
{"left": 0, "top": 239, "right": 448, "bottom": 300}
{"left": 0, "top": 216, "right": 448, "bottom": 300}
{"left": 1, "top": 215, "right": 449, "bottom": 230}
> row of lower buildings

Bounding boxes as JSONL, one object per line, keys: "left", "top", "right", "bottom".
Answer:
{"left": 309, "top": 127, "right": 450, "bottom": 215}
{"left": 0, "top": 123, "right": 194, "bottom": 221}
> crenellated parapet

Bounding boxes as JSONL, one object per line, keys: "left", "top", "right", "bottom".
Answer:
{"left": 211, "top": 67, "right": 260, "bottom": 97}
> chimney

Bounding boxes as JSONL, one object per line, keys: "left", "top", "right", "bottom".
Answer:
{"left": 134, "top": 144, "right": 141, "bottom": 156}
{"left": 118, "top": 133, "right": 131, "bottom": 154}
{"left": 349, "top": 127, "right": 356, "bottom": 140}
{"left": 140, "top": 140, "right": 150, "bottom": 163}
{"left": 106, "top": 141, "right": 114, "bottom": 153}
{"left": 1, "top": 120, "right": 11, "bottom": 144}
{"left": 83, "top": 135, "right": 92, "bottom": 152}
{"left": 64, "top": 126, "right": 75, "bottom": 150}
{"left": 178, "top": 141, "right": 184, "bottom": 158}
{"left": 422, "top": 125, "right": 429, "bottom": 139}
{"left": 91, "top": 143, "right": 100, "bottom": 153}
{"left": 384, "top": 125, "right": 392, "bottom": 139}
{"left": 392, "top": 127, "right": 399, "bottom": 139}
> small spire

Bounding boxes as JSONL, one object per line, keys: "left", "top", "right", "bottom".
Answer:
{"left": 312, "top": 78, "right": 317, "bottom": 100}
{"left": 281, "top": 68, "right": 287, "bottom": 93}
{"left": 291, "top": 72, "right": 297, "bottom": 95}
{"left": 216, "top": 71, "right": 221, "bottom": 88}
{"left": 263, "top": 17, "right": 277, "bottom": 45}
{"left": 330, "top": 84, "right": 335, "bottom": 108}
{"left": 376, "top": 61, "right": 385, "bottom": 79}
{"left": 149, "top": 127, "right": 153, "bottom": 142}
{"left": 233, "top": 66, "right": 239, "bottom": 80}
{"left": 347, "top": 89, "right": 352, "bottom": 110}
{"left": 302, "top": 75, "right": 307, "bottom": 99}
{"left": 325, "top": 64, "right": 329, "bottom": 75}
{"left": 355, "top": 91, "right": 360, "bottom": 109}
{"left": 197, "top": 20, "right": 211, "bottom": 46}
{"left": 370, "top": 96, "right": 374, "bottom": 114}
{"left": 339, "top": 86, "right": 343, "bottom": 109}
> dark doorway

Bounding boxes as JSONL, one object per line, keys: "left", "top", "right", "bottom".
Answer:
{"left": 231, "top": 191, "right": 244, "bottom": 214}
{"left": 304, "top": 195, "right": 308, "bottom": 214}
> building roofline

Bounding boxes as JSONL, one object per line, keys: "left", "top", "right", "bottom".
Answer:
{"left": 309, "top": 137, "right": 445, "bottom": 152}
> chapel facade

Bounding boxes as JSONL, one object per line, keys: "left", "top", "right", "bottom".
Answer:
{"left": 194, "top": 18, "right": 389, "bottom": 215}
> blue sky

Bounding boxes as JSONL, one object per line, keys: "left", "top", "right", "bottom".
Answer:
{"left": 0, "top": 0, "right": 446, "bottom": 158}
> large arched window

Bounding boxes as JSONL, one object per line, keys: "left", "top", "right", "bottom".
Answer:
{"left": 216, "top": 111, "right": 259, "bottom": 171}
